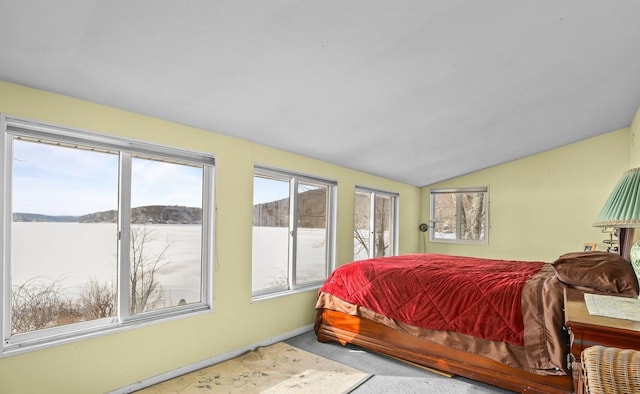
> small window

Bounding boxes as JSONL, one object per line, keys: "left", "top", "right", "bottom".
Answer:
{"left": 354, "top": 187, "right": 398, "bottom": 260}
{"left": 429, "top": 187, "right": 488, "bottom": 244}
{"left": 252, "top": 167, "right": 336, "bottom": 299}
{"left": 1, "top": 115, "right": 214, "bottom": 354}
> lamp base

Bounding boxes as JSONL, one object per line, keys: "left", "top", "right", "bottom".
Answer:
{"left": 629, "top": 241, "right": 640, "bottom": 299}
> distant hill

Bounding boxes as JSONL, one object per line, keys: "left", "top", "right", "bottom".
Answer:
{"left": 253, "top": 188, "right": 327, "bottom": 228}
{"left": 13, "top": 205, "right": 202, "bottom": 225}
{"left": 12, "top": 213, "right": 78, "bottom": 223}
{"left": 80, "top": 206, "right": 202, "bottom": 224}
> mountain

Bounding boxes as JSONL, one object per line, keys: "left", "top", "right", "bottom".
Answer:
{"left": 12, "top": 213, "right": 78, "bottom": 222}
{"left": 80, "top": 206, "right": 202, "bottom": 224}
{"left": 253, "top": 188, "right": 327, "bottom": 228}
{"left": 13, "top": 205, "right": 202, "bottom": 225}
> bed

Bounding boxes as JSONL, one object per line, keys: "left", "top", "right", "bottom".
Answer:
{"left": 314, "top": 252, "right": 639, "bottom": 393}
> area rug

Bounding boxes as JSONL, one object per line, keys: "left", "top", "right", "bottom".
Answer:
{"left": 136, "top": 342, "right": 370, "bottom": 393}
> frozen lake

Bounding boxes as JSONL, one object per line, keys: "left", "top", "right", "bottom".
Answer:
{"left": 251, "top": 227, "right": 327, "bottom": 292}
{"left": 12, "top": 223, "right": 329, "bottom": 306}
{"left": 11, "top": 222, "right": 202, "bottom": 307}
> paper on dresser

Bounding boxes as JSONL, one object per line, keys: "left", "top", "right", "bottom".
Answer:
{"left": 584, "top": 293, "right": 640, "bottom": 322}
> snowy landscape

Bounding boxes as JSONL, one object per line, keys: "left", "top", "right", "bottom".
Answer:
{"left": 12, "top": 222, "right": 203, "bottom": 307}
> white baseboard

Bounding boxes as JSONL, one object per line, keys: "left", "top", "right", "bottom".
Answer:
{"left": 109, "top": 324, "right": 315, "bottom": 394}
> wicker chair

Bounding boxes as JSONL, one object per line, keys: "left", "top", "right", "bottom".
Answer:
{"left": 581, "top": 346, "right": 640, "bottom": 394}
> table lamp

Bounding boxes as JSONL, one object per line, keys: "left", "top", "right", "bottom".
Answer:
{"left": 593, "top": 167, "right": 640, "bottom": 292}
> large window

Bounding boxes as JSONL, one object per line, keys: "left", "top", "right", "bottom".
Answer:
{"left": 1, "top": 115, "right": 214, "bottom": 354}
{"left": 429, "top": 187, "right": 488, "bottom": 244}
{"left": 354, "top": 187, "right": 398, "bottom": 260}
{"left": 252, "top": 167, "right": 335, "bottom": 299}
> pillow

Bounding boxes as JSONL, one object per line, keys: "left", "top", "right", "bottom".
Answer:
{"left": 551, "top": 251, "right": 639, "bottom": 297}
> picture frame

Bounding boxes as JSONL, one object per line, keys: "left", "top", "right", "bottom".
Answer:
{"left": 583, "top": 243, "right": 597, "bottom": 252}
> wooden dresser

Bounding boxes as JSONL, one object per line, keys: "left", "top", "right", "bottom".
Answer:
{"left": 564, "top": 287, "right": 640, "bottom": 393}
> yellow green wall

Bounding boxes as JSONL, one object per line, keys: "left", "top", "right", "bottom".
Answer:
{"left": 2, "top": 79, "right": 638, "bottom": 393}
{"left": 0, "top": 81, "right": 421, "bottom": 393}
{"left": 420, "top": 126, "right": 633, "bottom": 262}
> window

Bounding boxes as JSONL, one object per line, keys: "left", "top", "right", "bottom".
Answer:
{"left": 354, "top": 188, "right": 398, "bottom": 260}
{"left": 252, "top": 167, "right": 335, "bottom": 299}
{"left": 429, "top": 187, "right": 488, "bottom": 244}
{"left": 1, "top": 115, "right": 214, "bottom": 354}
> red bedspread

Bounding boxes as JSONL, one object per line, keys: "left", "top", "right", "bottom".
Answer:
{"left": 319, "top": 253, "right": 545, "bottom": 345}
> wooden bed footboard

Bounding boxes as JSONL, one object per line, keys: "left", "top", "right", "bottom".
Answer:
{"left": 315, "top": 308, "right": 573, "bottom": 394}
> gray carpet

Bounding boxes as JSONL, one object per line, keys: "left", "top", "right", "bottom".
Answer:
{"left": 285, "top": 330, "right": 514, "bottom": 393}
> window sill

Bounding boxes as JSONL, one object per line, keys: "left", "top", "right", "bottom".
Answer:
{"left": 2, "top": 305, "right": 213, "bottom": 358}
{"left": 251, "top": 285, "right": 322, "bottom": 303}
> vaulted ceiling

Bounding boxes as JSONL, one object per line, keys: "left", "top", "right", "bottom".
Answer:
{"left": 2, "top": 1, "right": 639, "bottom": 186}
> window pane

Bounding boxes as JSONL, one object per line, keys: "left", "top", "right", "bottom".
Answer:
{"left": 431, "top": 189, "right": 488, "bottom": 243}
{"left": 460, "top": 192, "right": 486, "bottom": 241}
{"left": 295, "top": 183, "right": 327, "bottom": 285}
{"left": 11, "top": 139, "right": 118, "bottom": 334}
{"left": 252, "top": 176, "right": 290, "bottom": 293}
{"left": 4, "top": 119, "right": 214, "bottom": 352}
{"left": 353, "top": 191, "right": 371, "bottom": 260}
{"left": 374, "top": 194, "right": 392, "bottom": 257}
{"left": 433, "top": 193, "right": 456, "bottom": 240}
{"left": 129, "top": 157, "right": 203, "bottom": 314}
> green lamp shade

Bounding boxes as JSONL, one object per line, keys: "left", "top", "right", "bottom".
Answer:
{"left": 594, "top": 167, "right": 640, "bottom": 227}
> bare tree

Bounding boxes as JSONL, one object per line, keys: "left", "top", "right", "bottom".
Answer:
{"left": 11, "top": 278, "right": 79, "bottom": 334}
{"left": 353, "top": 195, "right": 389, "bottom": 259}
{"left": 353, "top": 224, "right": 370, "bottom": 257}
{"left": 78, "top": 226, "right": 174, "bottom": 316}
{"left": 460, "top": 193, "right": 484, "bottom": 240}
{"left": 12, "top": 226, "right": 174, "bottom": 335}
{"left": 433, "top": 192, "right": 484, "bottom": 240}
{"left": 353, "top": 192, "right": 370, "bottom": 258}
{"left": 129, "top": 225, "right": 173, "bottom": 314}
{"left": 80, "top": 278, "right": 116, "bottom": 319}
{"left": 374, "top": 198, "right": 389, "bottom": 257}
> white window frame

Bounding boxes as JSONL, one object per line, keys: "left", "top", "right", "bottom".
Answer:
{"left": 251, "top": 166, "right": 336, "bottom": 301}
{"left": 354, "top": 187, "right": 399, "bottom": 259}
{"left": 0, "top": 115, "right": 215, "bottom": 356}
{"left": 429, "top": 187, "right": 488, "bottom": 245}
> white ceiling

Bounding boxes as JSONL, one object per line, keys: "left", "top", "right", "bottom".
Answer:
{"left": 1, "top": 1, "right": 640, "bottom": 186}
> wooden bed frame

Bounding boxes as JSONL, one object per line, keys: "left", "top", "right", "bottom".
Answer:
{"left": 315, "top": 308, "right": 574, "bottom": 394}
